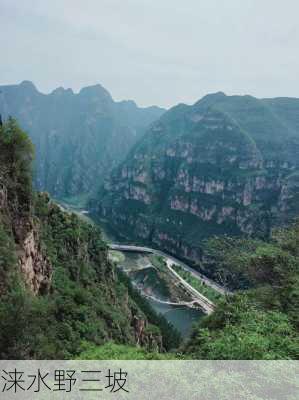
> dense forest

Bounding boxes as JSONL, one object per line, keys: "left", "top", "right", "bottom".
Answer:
{"left": 0, "top": 119, "right": 298, "bottom": 360}
{"left": 185, "top": 222, "right": 299, "bottom": 359}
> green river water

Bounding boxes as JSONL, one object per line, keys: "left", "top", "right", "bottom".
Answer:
{"left": 115, "top": 252, "right": 203, "bottom": 337}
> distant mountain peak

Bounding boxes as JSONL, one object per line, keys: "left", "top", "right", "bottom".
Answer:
{"left": 78, "top": 83, "right": 112, "bottom": 100}
{"left": 51, "top": 87, "right": 74, "bottom": 96}
{"left": 207, "top": 91, "right": 226, "bottom": 97}
{"left": 0, "top": 80, "right": 164, "bottom": 198}
{"left": 20, "top": 80, "right": 37, "bottom": 91}
{"left": 194, "top": 91, "right": 227, "bottom": 107}
{"left": 118, "top": 99, "right": 138, "bottom": 108}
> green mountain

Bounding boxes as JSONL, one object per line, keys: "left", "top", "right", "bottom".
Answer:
{"left": 0, "top": 118, "right": 178, "bottom": 359}
{"left": 0, "top": 81, "right": 164, "bottom": 198}
{"left": 96, "top": 93, "right": 299, "bottom": 268}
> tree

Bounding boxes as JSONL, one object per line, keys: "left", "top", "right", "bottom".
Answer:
{"left": 184, "top": 295, "right": 299, "bottom": 360}
{"left": 0, "top": 117, "right": 35, "bottom": 213}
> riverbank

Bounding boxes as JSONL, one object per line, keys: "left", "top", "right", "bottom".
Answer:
{"left": 118, "top": 252, "right": 204, "bottom": 337}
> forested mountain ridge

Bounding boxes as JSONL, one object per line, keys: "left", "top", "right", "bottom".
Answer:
{"left": 185, "top": 220, "right": 299, "bottom": 359}
{"left": 96, "top": 92, "right": 299, "bottom": 268}
{"left": 0, "top": 81, "right": 165, "bottom": 198}
{"left": 0, "top": 118, "right": 174, "bottom": 359}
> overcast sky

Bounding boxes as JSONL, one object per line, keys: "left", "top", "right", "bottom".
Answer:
{"left": 1, "top": 0, "right": 299, "bottom": 108}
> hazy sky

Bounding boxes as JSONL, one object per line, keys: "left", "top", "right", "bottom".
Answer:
{"left": 1, "top": 0, "right": 299, "bottom": 108}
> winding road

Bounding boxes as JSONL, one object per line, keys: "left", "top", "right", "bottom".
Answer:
{"left": 109, "top": 244, "right": 229, "bottom": 295}
{"left": 109, "top": 243, "right": 228, "bottom": 314}
{"left": 57, "top": 204, "right": 226, "bottom": 316}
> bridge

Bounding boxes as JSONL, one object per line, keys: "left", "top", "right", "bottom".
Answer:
{"left": 142, "top": 294, "right": 208, "bottom": 310}
{"left": 109, "top": 244, "right": 154, "bottom": 253}
{"left": 109, "top": 243, "right": 219, "bottom": 315}
{"left": 108, "top": 243, "right": 228, "bottom": 294}
{"left": 57, "top": 204, "right": 220, "bottom": 314}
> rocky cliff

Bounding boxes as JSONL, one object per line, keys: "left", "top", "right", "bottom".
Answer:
{"left": 0, "top": 81, "right": 165, "bottom": 198}
{"left": 96, "top": 93, "right": 299, "bottom": 267}
{"left": 0, "top": 117, "right": 52, "bottom": 295}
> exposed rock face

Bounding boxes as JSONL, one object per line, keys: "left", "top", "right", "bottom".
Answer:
{"left": 0, "top": 179, "right": 52, "bottom": 295}
{"left": 0, "top": 81, "right": 165, "bottom": 197}
{"left": 0, "top": 184, "right": 7, "bottom": 208}
{"left": 133, "top": 316, "right": 146, "bottom": 345}
{"left": 18, "top": 225, "right": 52, "bottom": 295}
{"left": 132, "top": 315, "right": 162, "bottom": 351}
{"left": 97, "top": 93, "right": 299, "bottom": 266}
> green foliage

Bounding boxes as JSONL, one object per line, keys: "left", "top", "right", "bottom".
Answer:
{"left": 0, "top": 188, "right": 174, "bottom": 359}
{"left": 0, "top": 224, "right": 16, "bottom": 284}
{"left": 172, "top": 264, "right": 222, "bottom": 303}
{"left": 186, "top": 222, "right": 299, "bottom": 359}
{"left": 0, "top": 117, "right": 34, "bottom": 213}
{"left": 203, "top": 222, "right": 299, "bottom": 328}
{"left": 78, "top": 342, "right": 178, "bottom": 360}
{"left": 26, "top": 198, "right": 141, "bottom": 358}
{"left": 117, "top": 270, "right": 182, "bottom": 351}
{"left": 185, "top": 295, "right": 298, "bottom": 360}
{"left": 0, "top": 121, "right": 170, "bottom": 360}
{"left": 202, "top": 235, "right": 264, "bottom": 289}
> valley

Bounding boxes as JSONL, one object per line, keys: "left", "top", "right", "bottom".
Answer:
{"left": 116, "top": 252, "right": 204, "bottom": 337}
{"left": 0, "top": 92, "right": 298, "bottom": 360}
{"left": 59, "top": 200, "right": 222, "bottom": 337}
{"left": 1, "top": 0, "right": 299, "bottom": 366}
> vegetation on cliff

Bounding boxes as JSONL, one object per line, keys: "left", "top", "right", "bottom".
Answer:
{"left": 97, "top": 93, "right": 299, "bottom": 269}
{"left": 184, "top": 221, "right": 299, "bottom": 359}
{"left": 0, "top": 118, "right": 298, "bottom": 360}
{"left": 185, "top": 295, "right": 298, "bottom": 359}
{"left": 0, "top": 119, "right": 177, "bottom": 359}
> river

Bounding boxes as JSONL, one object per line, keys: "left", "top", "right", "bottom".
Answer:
{"left": 114, "top": 251, "right": 204, "bottom": 337}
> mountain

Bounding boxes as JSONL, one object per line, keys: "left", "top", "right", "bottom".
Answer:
{"left": 0, "top": 118, "right": 180, "bottom": 359}
{"left": 96, "top": 92, "right": 299, "bottom": 267}
{"left": 0, "top": 81, "right": 165, "bottom": 199}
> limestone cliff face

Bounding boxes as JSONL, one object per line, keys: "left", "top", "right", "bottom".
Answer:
{"left": 18, "top": 223, "right": 52, "bottom": 295}
{"left": 97, "top": 93, "right": 299, "bottom": 266}
{"left": 0, "top": 180, "right": 52, "bottom": 295}
{"left": 0, "top": 184, "right": 7, "bottom": 209}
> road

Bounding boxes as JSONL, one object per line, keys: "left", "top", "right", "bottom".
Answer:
{"left": 56, "top": 205, "right": 225, "bottom": 314}
{"left": 164, "top": 258, "right": 214, "bottom": 314}
{"left": 109, "top": 243, "right": 225, "bottom": 314}
{"left": 109, "top": 244, "right": 229, "bottom": 295}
